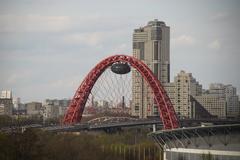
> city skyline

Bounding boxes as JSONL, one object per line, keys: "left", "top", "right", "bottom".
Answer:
{"left": 1, "top": 0, "right": 240, "bottom": 102}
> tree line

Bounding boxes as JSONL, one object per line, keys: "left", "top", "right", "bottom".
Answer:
{"left": 0, "top": 128, "right": 163, "bottom": 160}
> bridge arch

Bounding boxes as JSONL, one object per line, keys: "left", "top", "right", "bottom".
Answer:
{"left": 63, "top": 55, "right": 179, "bottom": 129}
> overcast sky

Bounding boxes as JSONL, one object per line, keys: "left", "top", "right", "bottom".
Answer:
{"left": 0, "top": 0, "right": 240, "bottom": 102}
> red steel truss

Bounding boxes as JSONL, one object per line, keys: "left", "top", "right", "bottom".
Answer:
{"left": 63, "top": 55, "right": 179, "bottom": 129}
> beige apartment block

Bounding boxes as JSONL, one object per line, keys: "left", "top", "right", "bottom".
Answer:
{"left": 164, "top": 75, "right": 239, "bottom": 119}
{"left": 194, "top": 95, "right": 227, "bottom": 118}
{"left": 208, "top": 83, "right": 239, "bottom": 117}
{"left": 132, "top": 19, "right": 170, "bottom": 118}
{"left": 170, "top": 70, "right": 202, "bottom": 118}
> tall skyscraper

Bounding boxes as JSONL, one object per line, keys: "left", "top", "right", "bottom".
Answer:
{"left": 131, "top": 19, "right": 170, "bottom": 118}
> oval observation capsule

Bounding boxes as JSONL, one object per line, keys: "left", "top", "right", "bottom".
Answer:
{"left": 111, "top": 62, "right": 131, "bottom": 74}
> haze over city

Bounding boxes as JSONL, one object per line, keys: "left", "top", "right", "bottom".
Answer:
{"left": 0, "top": 0, "right": 240, "bottom": 102}
{"left": 1, "top": 1, "right": 240, "bottom": 160}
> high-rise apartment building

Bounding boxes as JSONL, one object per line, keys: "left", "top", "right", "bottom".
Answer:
{"left": 164, "top": 70, "right": 203, "bottom": 118}
{"left": 132, "top": 19, "right": 170, "bottom": 118}
{"left": 173, "top": 71, "right": 202, "bottom": 118}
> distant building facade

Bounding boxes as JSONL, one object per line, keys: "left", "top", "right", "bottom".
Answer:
{"left": 98, "top": 100, "right": 109, "bottom": 108}
{"left": 1, "top": 90, "right": 12, "bottom": 99}
{"left": 205, "top": 83, "right": 239, "bottom": 118}
{"left": 0, "top": 90, "right": 13, "bottom": 116}
{"left": 12, "top": 97, "right": 26, "bottom": 115}
{"left": 43, "top": 99, "right": 70, "bottom": 119}
{"left": 194, "top": 95, "right": 226, "bottom": 118}
{"left": 132, "top": 19, "right": 170, "bottom": 118}
{"left": 173, "top": 70, "right": 202, "bottom": 118}
{"left": 164, "top": 72, "right": 240, "bottom": 119}
{"left": 164, "top": 71, "right": 211, "bottom": 119}
{"left": 224, "top": 85, "right": 239, "bottom": 117}
{"left": 25, "top": 102, "right": 42, "bottom": 116}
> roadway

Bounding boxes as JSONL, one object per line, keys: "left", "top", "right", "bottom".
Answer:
{"left": 1, "top": 118, "right": 239, "bottom": 133}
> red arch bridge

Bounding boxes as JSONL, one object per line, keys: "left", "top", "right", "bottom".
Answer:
{"left": 61, "top": 54, "right": 240, "bottom": 159}
{"left": 63, "top": 55, "right": 179, "bottom": 130}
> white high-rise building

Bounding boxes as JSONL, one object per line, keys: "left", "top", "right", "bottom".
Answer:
{"left": 132, "top": 19, "right": 170, "bottom": 118}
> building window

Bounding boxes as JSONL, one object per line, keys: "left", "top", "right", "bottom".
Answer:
{"left": 154, "top": 41, "right": 158, "bottom": 60}
{"left": 133, "top": 42, "right": 144, "bottom": 60}
{"left": 154, "top": 63, "right": 158, "bottom": 77}
{"left": 151, "top": 27, "right": 162, "bottom": 40}
{"left": 135, "top": 106, "right": 139, "bottom": 111}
